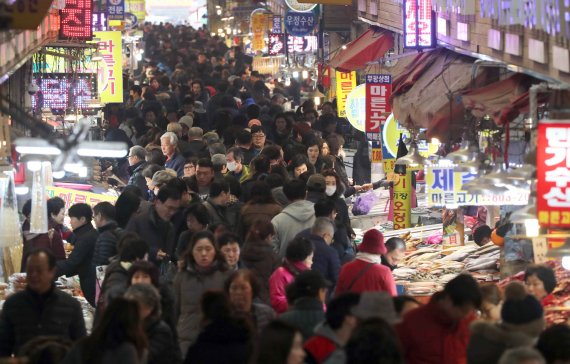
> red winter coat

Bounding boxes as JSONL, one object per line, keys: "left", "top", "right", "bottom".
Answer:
{"left": 269, "top": 259, "right": 309, "bottom": 314}
{"left": 396, "top": 293, "right": 476, "bottom": 364}
{"left": 334, "top": 259, "right": 397, "bottom": 296}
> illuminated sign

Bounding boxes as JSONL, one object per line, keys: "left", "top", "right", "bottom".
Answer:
{"left": 365, "top": 74, "right": 391, "bottom": 140}
{"left": 268, "top": 33, "right": 285, "bottom": 56}
{"left": 90, "top": 31, "right": 124, "bottom": 103}
{"left": 107, "top": 0, "right": 125, "bottom": 20}
{"left": 287, "top": 35, "right": 318, "bottom": 54}
{"left": 336, "top": 71, "right": 357, "bottom": 118}
{"left": 344, "top": 84, "right": 365, "bottom": 130}
{"left": 271, "top": 15, "right": 282, "bottom": 33}
{"left": 284, "top": 10, "right": 316, "bottom": 36}
{"left": 125, "top": 0, "right": 145, "bottom": 23}
{"left": 537, "top": 119, "right": 570, "bottom": 227}
{"left": 93, "top": 12, "right": 109, "bottom": 31}
{"left": 31, "top": 74, "right": 97, "bottom": 111}
{"left": 251, "top": 10, "right": 268, "bottom": 52}
{"left": 60, "top": 0, "right": 94, "bottom": 40}
{"left": 403, "top": 0, "right": 435, "bottom": 48}
{"left": 284, "top": 0, "right": 318, "bottom": 12}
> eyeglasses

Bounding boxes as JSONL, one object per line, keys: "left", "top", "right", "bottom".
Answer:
{"left": 252, "top": 134, "right": 265, "bottom": 138}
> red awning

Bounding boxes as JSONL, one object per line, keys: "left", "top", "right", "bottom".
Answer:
{"left": 329, "top": 26, "right": 394, "bottom": 72}
{"left": 461, "top": 73, "right": 539, "bottom": 125}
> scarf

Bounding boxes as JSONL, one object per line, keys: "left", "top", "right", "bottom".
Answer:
{"left": 355, "top": 252, "right": 382, "bottom": 264}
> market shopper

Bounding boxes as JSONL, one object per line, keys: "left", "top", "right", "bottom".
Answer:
{"left": 467, "top": 282, "right": 545, "bottom": 364}
{"left": 478, "top": 283, "right": 503, "bottom": 322}
{"left": 335, "top": 229, "right": 396, "bottom": 296}
{"left": 124, "top": 283, "right": 182, "bottom": 364}
{"left": 218, "top": 232, "right": 242, "bottom": 271}
{"left": 536, "top": 324, "right": 570, "bottom": 363}
{"left": 161, "top": 132, "right": 186, "bottom": 177}
{"left": 224, "top": 269, "right": 275, "bottom": 335}
{"left": 174, "top": 231, "right": 231, "bottom": 355}
{"left": 343, "top": 318, "right": 404, "bottom": 364}
{"left": 239, "top": 180, "right": 282, "bottom": 239}
{"left": 396, "top": 274, "right": 482, "bottom": 364}
{"left": 525, "top": 264, "right": 557, "bottom": 306}
{"left": 92, "top": 201, "right": 121, "bottom": 267}
{"left": 21, "top": 196, "right": 67, "bottom": 271}
{"left": 126, "top": 185, "right": 181, "bottom": 268}
{"left": 0, "top": 249, "right": 86, "bottom": 357}
{"left": 301, "top": 217, "right": 340, "bottom": 290}
{"left": 255, "top": 321, "right": 306, "bottom": 364}
{"left": 127, "top": 145, "right": 149, "bottom": 195}
{"left": 56, "top": 203, "right": 99, "bottom": 306}
{"left": 381, "top": 237, "right": 406, "bottom": 271}
{"left": 269, "top": 236, "right": 314, "bottom": 314}
{"left": 175, "top": 203, "right": 210, "bottom": 260}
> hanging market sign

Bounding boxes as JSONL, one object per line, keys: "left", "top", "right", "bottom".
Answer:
{"left": 365, "top": 74, "right": 391, "bottom": 141}
{"left": 426, "top": 166, "right": 530, "bottom": 207}
{"left": 284, "top": 0, "right": 317, "bottom": 12}
{"left": 537, "top": 119, "right": 570, "bottom": 228}
{"left": 284, "top": 10, "right": 317, "bottom": 37}
{"left": 31, "top": 74, "right": 97, "bottom": 111}
{"left": 1, "top": 0, "right": 54, "bottom": 30}
{"left": 107, "top": 0, "right": 125, "bottom": 20}
{"left": 381, "top": 114, "right": 438, "bottom": 159}
{"left": 403, "top": 0, "right": 436, "bottom": 48}
{"left": 268, "top": 33, "right": 286, "bottom": 56}
{"left": 271, "top": 15, "right": 282, "bottom": 33}
{"left": 46, "top": 186, "right": 117, "bottom": 210}
{"left": 251, "top": 10, "right": 268, "bottom": 52}
{"left": 287, "top": 35, "right": 318, "bottom": 54}
{"left": 93, "top": 12, "right": 109, "bottom": 31}
{"left": 344, "top": 83, "right": 365, "bottom": 130}
{"left": 60, "top": 0, "right": 94, "bottom": 40}
{"left": 89, "top": 31, "right": 123, "bottom": 103}
{"left": 125, "top": 0, "right": 145, "bottom": 23}
{"left": 336, "top": 70, "right": 356, "bottom": 118}
{"left": 393, "top": 172, "right": 412, "bottom": 230}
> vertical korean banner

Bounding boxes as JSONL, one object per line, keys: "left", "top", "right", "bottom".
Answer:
{"left": 366, "top": 74, "right": 392, "bottom": 180}
{"left": 251, "top": 12, "right": 267, "bottom": 52}
{"left": 335, "top": 71, "right": 356, "bottom": 118}
{"left": 91, "top": 31, "right": 123, "bottom": 103}
{"left": 393, "top": 172, "right": 411, "bottom": 230}
{"left": 537, "top": 119, "right": 570, "bottom": 228}
{"left": 125, "top": 0, "right": 146, "bottom": 23}
{"left": 107, "top": 0, "right": 125, "bottom": 20}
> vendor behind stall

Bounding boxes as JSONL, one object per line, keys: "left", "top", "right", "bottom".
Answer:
{"left": 381, "top": 237, "right": 406, "bottom": 271}
{"left": 525, "top": 265, "right": 557, "bottom": 307}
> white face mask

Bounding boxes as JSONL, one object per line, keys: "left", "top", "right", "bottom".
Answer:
{"left": 227, "top": 161, "right": 237, "bottom": 172}
{"left": 325, "top": 185, "right": 336, "bottom": 196}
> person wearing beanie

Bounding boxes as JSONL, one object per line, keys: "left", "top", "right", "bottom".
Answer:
{"left": 396, "top": 274, "right": 482, "bottom": 364}
{"left": 466, "top": 281, "right": 545, "bottom": 364}
{"left": 334, "top": 229, "right": 397, "bottom": 296}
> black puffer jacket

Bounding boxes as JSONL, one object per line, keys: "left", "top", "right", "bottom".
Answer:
{"left": 0, "top": 286, "right": 86, "bottom": 356}
{"left": 92, "top": 221, "right": 122, "bottom": 267}
{"left": 128, "top": 161, "right": 148, "bottom": 195}
{"left": 146, "top": 317, "right": 182, "bottom": 364}
{"left": 56, "top": 223, "right": 99, "bottom": 306}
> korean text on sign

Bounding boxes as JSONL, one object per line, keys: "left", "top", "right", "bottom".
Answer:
{"left": 90, "top": 31, "right": 123, "bottom": 103}
{"left": 60, "top": 0, "right": 94, "bottom": 40}
{"left": 537, "top": 120, "right": 570, "bottom": 228}
{"left": 393, "top": 172, "right": 411, "bottom": 230}
{"left": 365, "top": 74, "right": 392, "bottom": 133}
{"left": 335, "top": 71, "right": 356, "bottom": 118}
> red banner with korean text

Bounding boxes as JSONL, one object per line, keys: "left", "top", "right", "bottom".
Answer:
{"left": 537, "top": 119, "right": 570, "bottom": 228}
{"left": 365, "top": 74, "right": 391, "bottom": 137}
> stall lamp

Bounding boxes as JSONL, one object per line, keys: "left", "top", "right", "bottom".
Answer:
{"left": 292, "top": 70, "right": 300, "bottom": 78}
{"left": 483, "top": 159, "right": 511, "bottom": 186}
{"left": 310, "top": 89, "right": 325, "bottom": 106}
{"left": 548, "top": 239, "right": 570, "bottom": 269}
{"left": 341, "top": 45, "right": 347, "bottom": 50}
{"left": 285, "top": 77, "right": 291, "bottom": 86}
{"left": 15, "top": 185, "right": 29, "bottom": 195}
{"left": 52, "top": 170, "right": 65, "bottom": 179}
{"left": 15, "top": 138, "right": 61, "bottom": 156}
{"left": 26, "top": 161, "right": 43, "bottom": 172}
{"left": 302, "top": 70, "right": 309, "bottom": 79}
{"left": 395, "top": 141, "right": 427, "bottom": 168}
{"left": 76, "top": 141, "right": 128, "bottom": 158}
{"left": 445, "top": 139, "right": 478, "bottom": 163}
{"left": 510, "top": 195, "right": 539, "bottom": 237}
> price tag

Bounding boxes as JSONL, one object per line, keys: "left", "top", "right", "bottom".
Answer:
{"left": 532, "top": 237, "right": 548, "bottom": 264}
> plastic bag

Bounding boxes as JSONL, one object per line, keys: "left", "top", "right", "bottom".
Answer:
{"left": 352, "top": 191, "right": 378, "bottom": 216}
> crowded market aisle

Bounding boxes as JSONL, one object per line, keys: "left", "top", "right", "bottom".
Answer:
{"left": 0, "top": 21, "right": 568, "bottom": 364}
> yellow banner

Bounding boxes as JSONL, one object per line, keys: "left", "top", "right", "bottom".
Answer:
{"left": 46, "top": 186, "right": 117, "bottom": 211}
{"left": 335, "top": 71, "right": 356, "bottom": 118}
{"left": 126, "top": 0, "right": 146, "bottom": 22}
{"left": 383, "top": 159, "right": 396, "bottom": 174}
{"left": 4, "top": 0, "right": 54, "bottom": 30}
{"left": 393, "top": 172, "right": 411, "bottom": 230}
{"left": 90, "top": 31, "right": 123, "bottom": 103}
{"left": 251, "top": 12, "right": 267, "bottom": 52}
{"left": 425, "top": 166, "right": 530, "bottom": 207}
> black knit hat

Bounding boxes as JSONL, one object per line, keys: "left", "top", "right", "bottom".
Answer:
{"left": 501, "top": 282, "right": 544, "bottom": 325}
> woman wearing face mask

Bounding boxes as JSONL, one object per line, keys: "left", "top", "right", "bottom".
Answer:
{"left": 174, "top": 231, "right": 231, "bottom": 356}
{"left": 325, "top": 133, "right": 367, "bottom": 197}
{"left": 322, "top": 169, "right": 356, "bottom": 263}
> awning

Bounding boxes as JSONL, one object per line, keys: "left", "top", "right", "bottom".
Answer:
{"left": 329, "top": 26, "right": 394, "bottom": 72}
{"left": 461, "top": 73, "right": 542, "bottom": 125}
{"left": 390, "top": 48, "right": 479, "bottom": 141}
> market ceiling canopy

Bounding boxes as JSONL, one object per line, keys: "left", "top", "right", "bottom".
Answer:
{"left": 461, "top": 73, "right": 542, "bottom": 125}
{"left": 329, "top": 26, "right": 394, "bottom": 72}
{"left": 390, "top": 48, "right": 478, "bottom": 141}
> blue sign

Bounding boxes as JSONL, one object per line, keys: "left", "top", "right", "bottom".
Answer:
{"left": 284, "top": 10, "right": 316, "bottom": 37}
{"left": 272, "top": 16, "right": 282, "bottom": 33}
{"left": 107, "top": 0, "right": 125, "bottom": 20}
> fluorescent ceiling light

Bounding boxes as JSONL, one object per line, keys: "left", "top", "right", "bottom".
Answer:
{"left": 15, "top": 138, "right": 61, "bottom": 156}
{"left": 76, "top": 141, "right": 128, "bottom": 158}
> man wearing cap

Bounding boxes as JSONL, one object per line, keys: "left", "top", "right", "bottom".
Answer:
{"left": 335, "top": 229, "right": 397, "bottom": 296}
{"left": 306, "top": 174, "right": 327, "bottom": 203}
